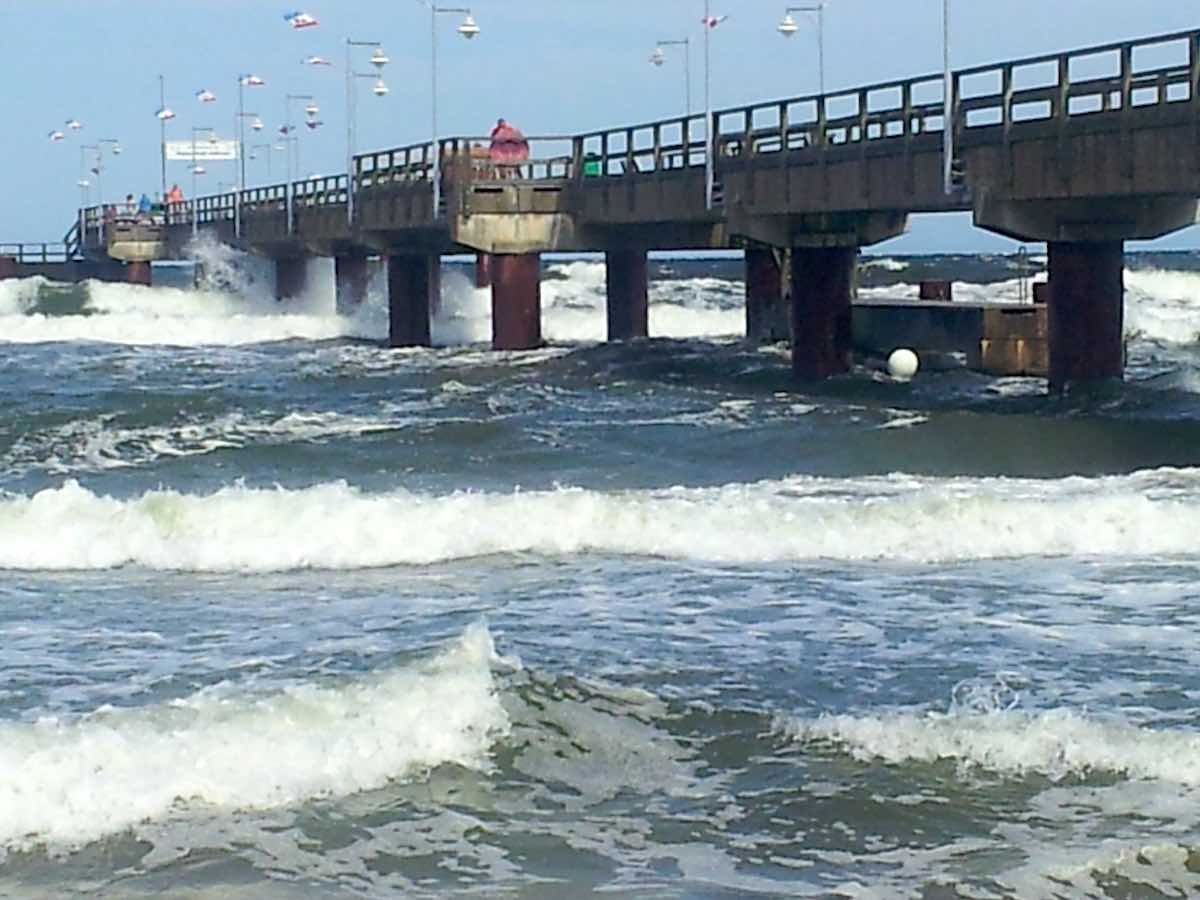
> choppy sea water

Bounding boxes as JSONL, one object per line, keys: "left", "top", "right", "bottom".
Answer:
{"left": 3, "top": 246, "right": 1200, "bottom": 898}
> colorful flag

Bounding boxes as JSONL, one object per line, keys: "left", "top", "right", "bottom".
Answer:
{"left": 284, "top": 11, "right": 319, "bottom": 29}
{"left": 196, "top": 89, "right": 217, "bottom": 103}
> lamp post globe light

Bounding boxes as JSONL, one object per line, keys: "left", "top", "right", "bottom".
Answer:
{"left": 650, "top": 38, "right": 692, "bottom": 117}
{"left": 345, "top": 39, "right": 390, "bottom": 225}
{"left": 190, "top": 126, "right": 216, "bottom": 237}
{"left": 778, "top": 5, "right": 825, "bottom": 98}
{"left": 422, "top": 1, "right": 480, "bottom": 217}
{"left": 283, "top": 93, "right": 316, "bottom": 234}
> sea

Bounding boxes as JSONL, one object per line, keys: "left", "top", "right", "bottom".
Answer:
{"left": 2, "top": 243, "right": 1200, "bottom": 899}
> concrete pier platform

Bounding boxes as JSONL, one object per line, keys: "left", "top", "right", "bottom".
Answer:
{"left": 852, "top": 298, "right": 1048, "bottom": 377}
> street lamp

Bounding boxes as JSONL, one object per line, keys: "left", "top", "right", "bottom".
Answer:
{"left": 345, "top": 39, "right": 389, "bottom": 225}
{"left": 703, "top": 1, "right": 715, "bottom": 210}
{"left": 191, "top": 126, "right": 216, "bottom": 236}
{"left": 651, "top": 38, "right": 692, "bottom": 117}
{"left": 250, "top": 143, "right": 279, "bottom": 179}
{"left": 283, "top": 93, "right": 315, "bottom": 234}
{"left": 942, "top": 0, "right": 955, "bottom": 195}
{"left": 82, "top": 138, "right": 120, "bottom": 241}
{"left": 778, "top": 5, "right": 825, "bottom": 98}
{"left": 420, "top": 1, "right": 480, "bottom": 217}
{"left": 156, "top": 75, "right": 175, "bottom": 202}
{"left": 234, "top": 74, "right": 266, "bottom": 238}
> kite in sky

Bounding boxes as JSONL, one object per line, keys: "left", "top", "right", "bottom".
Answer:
{"left": 284, "top": 11, "right": 319, "bottom": 29}
{"left": 196, "top": 89, "right": 217, "bottom": 103}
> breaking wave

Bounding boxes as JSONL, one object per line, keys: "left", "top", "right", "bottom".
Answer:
{"left": 2, "top": 468, "right": 1199, "bottom": 571}
{"left": 0, "top": 623, "right": 510, "bottom": 851}
{"left": 783, "top": 706, "right": 1200, "bottom": 785}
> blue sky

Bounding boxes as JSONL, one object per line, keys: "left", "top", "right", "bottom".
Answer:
{"left": 5, "top": 0, "right": 1197, "bottom": 252}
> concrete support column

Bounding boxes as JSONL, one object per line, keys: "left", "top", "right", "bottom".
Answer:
{"left": 126, "top": 261, "right": 152, "bottom": 286}
{"left": 605, "top": 248, "right": 649, "bottom": 342}
{"left": 387, "top": 254, "right": 435, "bottom": 348}
{"left": 746, "top": 246, "right": 789, "bottom": 343}
{"left": 1046, "top": 240, "right": 1125, "bottom": 390}
{"left": 491, "top": 253, "right": 542, "bottom": 350}
{"left": 791, "top": 246, "right": 856, "bottom": 379}
{"left": 475, "top": 253, "right": 493, "bottom": 289}
{"left": 335, "top": 254, "right": 369, "bottom": 315}
{"left": 0, "top": 257, "right": 17, "bottom": 281}
{"left": 275, "top": 257, "right": 309, "bottom": 302}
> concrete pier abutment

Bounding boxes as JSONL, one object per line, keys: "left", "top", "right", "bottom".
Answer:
{"left": 605, "top": 249, "right": 649, "bottom": 342}
{"left": 126, "top": 261, "right": 152, "bottom": 286}
{"left": 491, "top": 253, "right": 542, "bottom": 351}
{"left": 745, "top": 246, "right": 789, "bottom": 343}
{"left": 387, "top": 254, "right": 435, "bottom": 347}
{"left": 335, "top": 254, "right": 370, "bottom": 315}
{"left": 790, "top": 246, "right": 857, "bottom": 379}
{"left": 275, "top": 258, "right": 309, "bottom": 302}
{"left": 1045, "top": 240, "right": 1125, "bottom": 391}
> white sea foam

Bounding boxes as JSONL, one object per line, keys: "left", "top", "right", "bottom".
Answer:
{"left": 0, "top": 275, "right": 49, "bottom": 315}
{"left": 2, "top": 468, "right": 1199, "bottom": 572}
{"left": 1125, "top": 268, "right": 1200, "bottom": 345}
{"left": 7, "top": 408, "right": 440, "bottom": 475}
{"left": 0, "top": 622, "right": 511, "bottom": 851}
{"left": 432, "top": 261, "right": 744, "bottom": 345}
{"left": 784, "top": 707, "right": 1200, "bottom": 785}
{"left": 0, "top": 254, "right": 744, "bottom": 349}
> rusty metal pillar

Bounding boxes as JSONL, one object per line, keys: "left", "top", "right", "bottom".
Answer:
{"left": 491, "top": 253, "right": 542, "bottom": 350}
{"left": 475, "top": 253, "right": 493, "bottom": 289}
{"left": 387, "top": 254, "right": 435, "bottom": 347}
{"left": 126, "top": 261, "right": 152, "bottom": 286}
{"left": 745, "top": 246, "right": 789, "bottom": 343}
{"left": 605, "top": 248, "right": 649, "bottom": 342}
{"left": 0, "top": 257, "right": 17, "bottom": 280}
{"left": 274, "top": 257, "right": 309, "bottom": 301}
{"left": 335, "top": 254, "right": 369, "bottom": 315}
{"left": 791, "top": 246, "right": 856, "bottom": 379}
{"left": 1046, "top": 240, "right": 1125, "bottom": 391}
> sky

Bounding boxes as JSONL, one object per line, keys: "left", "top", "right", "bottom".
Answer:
{"left": 4, "top": 0, "right": 1198, "bottom": 253}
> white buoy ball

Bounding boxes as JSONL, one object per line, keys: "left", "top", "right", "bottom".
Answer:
{"left": 887, "top": 348, "right": 919, "bottom": 380}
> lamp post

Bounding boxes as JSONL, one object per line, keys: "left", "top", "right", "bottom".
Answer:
{"left": 283, "top": 93, "right": 315, "bottom": 234}
{"left": 157, "top": 75, "right": 173, "bottom": 202}
{"left": 778, "top": 4, "right": 826, "bottom": 98}
{"left": 345, "top": 40, "right": 389, "bottom": 226}
{"left": 420, "top": 1, "right": 480, "bottom": 217}
{"left": 190, "top": 126, "right": 216, "bottom": 237}
{"left": 942, "top": 0, "right": 954, "bottom": 195}
{"left": 650, "top": 38, "right": 692, "bottom": 117}
{"left": 704, "top": 0, "right": 713, "bottom": 210}
{"left": 250, "top": 143, "right": 278, "bottom": 180}
{"left": 235, "top": 74, "right": 266, "bottom": 238}
{"left": 84, "top": 139, "right": 121, "bottom": 241}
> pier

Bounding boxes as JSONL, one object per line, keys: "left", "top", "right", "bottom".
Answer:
{"left": 57, "top": 28, "right": 1200, "bottom": 390}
